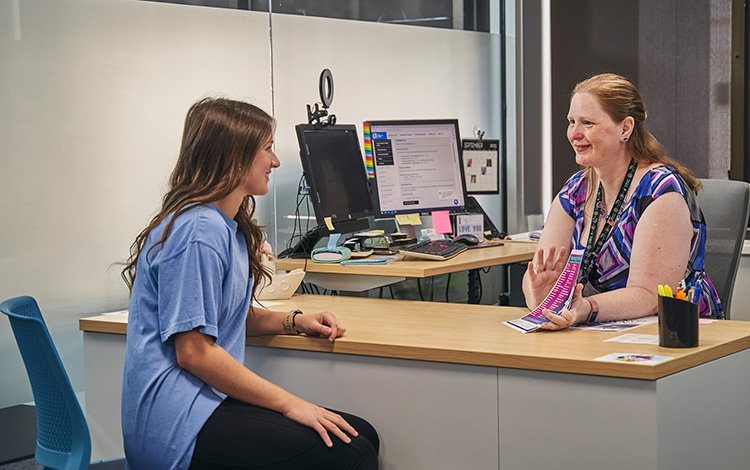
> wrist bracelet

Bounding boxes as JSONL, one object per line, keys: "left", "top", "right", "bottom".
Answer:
{"left": 283, "top": 309, "right": 303, "bottom": 335}
{"left": 586, "top": 297, "right": 599, "bottom": 323}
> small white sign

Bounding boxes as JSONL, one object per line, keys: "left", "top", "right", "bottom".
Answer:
{"left": 455, "top": 213, "right": 484, "bottom": 239}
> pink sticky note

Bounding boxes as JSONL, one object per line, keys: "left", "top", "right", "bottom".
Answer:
{"left": 432, "top": 210, "right": 453, "bottom": 234}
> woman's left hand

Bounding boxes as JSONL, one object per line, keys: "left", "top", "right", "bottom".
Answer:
{"left": 539, "top": 283, "right": 588, "bottom": 331}
{"left": 294, "top": 311, "right": 346, "bottom": 342}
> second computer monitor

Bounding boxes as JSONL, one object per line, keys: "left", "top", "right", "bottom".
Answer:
{"left": 367, "top": 119, "right": 466, "bottom": 215}
{"left": 295, "top": 124, "right": 373, "bottom": 234}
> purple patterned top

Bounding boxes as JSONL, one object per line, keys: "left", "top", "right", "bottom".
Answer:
{"left": 558, "top": 165, "right": 723, "bottom": 318}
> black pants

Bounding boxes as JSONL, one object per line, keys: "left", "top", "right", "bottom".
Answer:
{"left": 189, "top": 398, "right": 379, "bottom": 469}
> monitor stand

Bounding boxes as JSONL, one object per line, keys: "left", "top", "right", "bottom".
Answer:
{"left": 277, "top": 225, "right": 324, "bottom": 259}
{"left": 463, "top": 196, "right": 505, "bottom": 239}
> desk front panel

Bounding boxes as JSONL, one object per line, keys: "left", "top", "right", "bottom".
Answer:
{"left": 246, "top": 348, "right": 500, "bottom": 470}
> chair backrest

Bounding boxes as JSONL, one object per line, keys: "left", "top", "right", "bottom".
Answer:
{"left": 696, "top": 179, "right": 750, "bottom": 319}
{"left": 0, "top": 296, "right": 92, "bottom": 470}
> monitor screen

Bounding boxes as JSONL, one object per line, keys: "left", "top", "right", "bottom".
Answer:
{"left": 367, "top": 119, "right": 466, "bottom": 215}
{"left": 295, "top": 124, "right": 373, "bottom": 233}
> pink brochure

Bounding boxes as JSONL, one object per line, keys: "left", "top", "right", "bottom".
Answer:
{"left": 432, "top": 210, "right": 453, "bottom": 234}
{"left": 505, "top": 248, "right": 585, "bottom": 333}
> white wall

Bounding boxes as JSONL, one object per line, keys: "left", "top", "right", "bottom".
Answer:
{"left": 0, "top": 0, "right": 504, "bottom": 407}
{"left": 0, "top": 0, "right": 273, "bottom": 408}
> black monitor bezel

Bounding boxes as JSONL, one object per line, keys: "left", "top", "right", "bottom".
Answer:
{"left": 367, "top": 119, "right": 468, "bottom": 216}
{"left": 295, "top": 124, "right": 374, "bottom": 234}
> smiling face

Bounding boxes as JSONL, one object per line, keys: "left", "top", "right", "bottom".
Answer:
{"left": 242, "top": 134, "right": 280, "bottom": 196}
{"left": 567, "top": 92, "right": 631, "bottom": 168}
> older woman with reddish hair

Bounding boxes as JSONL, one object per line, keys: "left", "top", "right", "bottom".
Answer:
{"left": 524, "top": 73, "right": 722, "bottom": 330}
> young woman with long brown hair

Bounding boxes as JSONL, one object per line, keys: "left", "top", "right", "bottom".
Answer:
{"left": 121, "top": 97, "right": 378, "bottom": 469}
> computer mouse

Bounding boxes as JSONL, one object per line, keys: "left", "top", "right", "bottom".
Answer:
{"left": 453, "top": 234, "right": 480, "bottom": 246}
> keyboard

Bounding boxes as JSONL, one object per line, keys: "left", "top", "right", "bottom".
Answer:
{"left": 398, "top": 240, "right": 469, "bottom": 261}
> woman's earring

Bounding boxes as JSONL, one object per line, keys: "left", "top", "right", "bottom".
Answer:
{"left": 623, "top": 136, "right": 629, "bottom": 142}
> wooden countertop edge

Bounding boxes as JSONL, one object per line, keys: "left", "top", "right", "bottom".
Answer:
{"left": 244, "top": 333, "right": 750, "bottom": 381}
{"left": 275, "top": 244, "right": 537, "bottom": 277}
{"left": 81, "top": 317, "right": 750, "bottom": 381}
{"left": 404, "top": 252, "right": 537, "bottom": 276}
{"left": 276, "top": 257, "right": 531, "bottom": 277}
{"left": 79, "top": 318, "right": 127, "bottom": 335}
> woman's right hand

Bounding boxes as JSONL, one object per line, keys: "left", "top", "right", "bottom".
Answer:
{"left": 525, "top": 246, "right": 568, "bottom": 308}
{"left": 282, "top": 396, "right": 359, "bottom": 447}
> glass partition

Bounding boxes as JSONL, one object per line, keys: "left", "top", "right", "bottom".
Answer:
{"left": 0, "top": 0, "right": 507, "bottom": 407}
{"left": 268, "top": 0, "right": 504, "bottom": 253}
{"left": 144, "top": 0, "right": 505, "bottom": 251}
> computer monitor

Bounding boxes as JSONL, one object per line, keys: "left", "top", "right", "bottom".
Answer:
{"left": 366, "top": 119, "right": 466, "bottom": 215}
{"left": 295, "top": 124, "right": 373, "bottom": 234}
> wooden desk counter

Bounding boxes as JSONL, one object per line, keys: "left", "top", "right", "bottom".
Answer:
{"left": 273, "top": 241, "right": 537, "bottom": 277}
{"left": 80, "top": 294, "right": 750, "bottom": 381}
{"left": 80, "top": 295, "right": 750, "bottom": 469}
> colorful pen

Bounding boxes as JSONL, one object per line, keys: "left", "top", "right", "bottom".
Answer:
{"left": 665, "top": 285, "right": 673, "bottom": 298}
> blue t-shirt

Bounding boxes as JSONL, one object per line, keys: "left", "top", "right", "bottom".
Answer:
{"left": 122, "top": 203, "right": 252, "bottom": 469}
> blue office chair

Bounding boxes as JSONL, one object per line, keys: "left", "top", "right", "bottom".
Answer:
{"left": 0, "top": 296, "right": 126, "bottom": 470}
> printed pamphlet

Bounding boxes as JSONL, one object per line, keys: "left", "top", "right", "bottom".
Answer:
{"left": 505, "top": 248, "right": 585, "bottom": 333}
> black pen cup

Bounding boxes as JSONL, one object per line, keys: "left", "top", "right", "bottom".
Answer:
{"left": 658, "top": 295, "right": 699, "bottom": 348}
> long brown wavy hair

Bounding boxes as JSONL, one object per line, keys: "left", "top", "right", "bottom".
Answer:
{"left": 121, "top": 97, "right": 273, "bottom": 300}
{"left": 573, "top": 73, "right": 700, "bottom": 193}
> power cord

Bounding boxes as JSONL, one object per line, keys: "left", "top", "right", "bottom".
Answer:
{"left": 285, "top": 174, "right": 309, "bottom": 252}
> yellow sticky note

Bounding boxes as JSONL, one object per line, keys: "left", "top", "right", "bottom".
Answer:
{"left": 406, "top": 213, "right": 422, "bottom": 225}
{"left": 395, "top": 214, "right": 412, "bottom": 226}
{"left": 324, "top": 216, "right": 335, "bottom": 231}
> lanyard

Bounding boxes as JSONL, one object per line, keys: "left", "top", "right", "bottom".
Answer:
{"left": 579, "top": 159, "right": 638, "bottom": 283}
